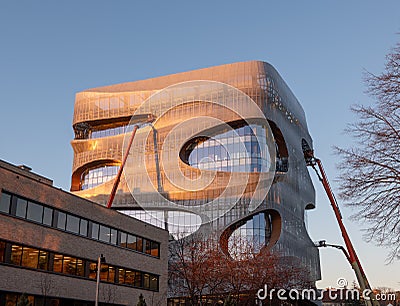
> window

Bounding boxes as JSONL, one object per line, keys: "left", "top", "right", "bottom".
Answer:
{"left": 110, "top": 229, "right": 117, "bottom": 245}
{"left": 150, "top": 275, "right": 158, "bottom": 290}
{"left": 108, "top": 266, "right": 116, "bottom": 283}
{"left": 100, "top": 263, "right": 109, "bottom": 281}
{"left": 143, "top": 273, "right": 150, "bottom": 289}
{"left": 136, "top": 237, "right": 143, "bottom": 252}
{"left": 43, "top": 207, "right": 53, "bottom": 226}
{"left": 2, "top": 191, "right": 161, "bottom": 259}
{"left": 125, "top": 270, "right": 135, "bottom": 285}
{"left": 66, "top": 214, "right": 80, "bottom": 233}
{"left": 80, "top": 219, "right": 88, "bottom": 236}
{"left": 76, "top": 258, "right": 85, "bottom": 276}
{"left": 1, "top": 239, "right": 159, "bottom": 291}
{"left": 21, "top": 247, "right": 39, "bottom": 268}
{"left": 227, "top": 212, "right": 272, "bottom": 259}
{"left": 38, "top": 250, "right": 49, "bottom": 270}
{"left": 57, "top": 212, "right": 66, "bottom": 230}
{"left": 0, "top": 241, "right": 6, "bottom": 262}
{"left": 89, "top": 262, "right": 97, "bottom": 279}
{"left": 134, "top": 271, "right": 142, "bottom": 287}
{"left": 11, "top": 245, "right": 23, "bottom": 265}
{"left": 16, "top": 198, "right": 27, "bottom": 218}
{"left": 81, "top": 164, "right": 119, "bottom": 190}
{"left": 53, "top": 254, "right": 63, "bottom": 273}
{"left": 145, "top": 240, "right": 152, "bottom": 255}
{"left": 150, "top": 241, "right": 160, "bottom": 257}
{"left": 182, "top": 123, "right": 272, "bottom": 174}
{"left": 27, "top": 202, "right": 43, "bottom": 223}
{"left": 91, "top": 223, "right": 99, "bottom": 239}
{"left": 119, "top": 232, "right": 127, "bottom": 247}
{"left": 63, "top": 256, "right": 81, "bottom": 275}
{"left": 5, "top": 294, "right": 17, "bottom": 305}
{"left": 118, "top": 268, "right": 126, "bottom": 284}
{"left": 99, "top": 225, "right": 110, "bottom": 243}
{"left": 90, "top": 123, "right": 147, "bottom": 140}
{"left": 127, "top": 234, "right": 136, "bottom": 250}
{"left": 0, "top": 192, "right": 11, "bottom": 213}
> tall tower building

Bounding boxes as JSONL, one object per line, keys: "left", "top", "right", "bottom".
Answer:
{"left": 71, "top": 61, "right": 321, "bottom": 283}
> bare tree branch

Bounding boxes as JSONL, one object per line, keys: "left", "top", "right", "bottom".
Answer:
{"left": 335, "top": 41, "right": 400, "bottom": 262}
{"left": 168, "top": 233, "right": 312, "bottom": 305}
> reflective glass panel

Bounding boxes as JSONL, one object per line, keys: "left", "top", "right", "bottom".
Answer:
{"left": 110, "top": 228, "right": 117, "bottom": 245}
{"left": 0, "top": 193, "right": 11, "bottom": 214}
{"left": 145, "top": 240, "right": 151, "bottom": 255}
{"left": 27, "top": 202, "right": 43, "bottom": 223}
{"left": 99, "top": 225, "right": 110, "bottom": 243}
{"left": 81, "top": 165, "right": 119, "bottom": 190}
{"left": 185, "top": 124, "right": 271, "bottom": 173}
{"left": 91, "top": 223, "right": 99, "bottom": 239}
{"left": 16, "top": 198, "right": 27, "bottom": 218}
{"left": 66, "top": 215, "right": 80, "bottom": 234}
{"left": 136, "top": 237, "right": 143, "bottom": 252}
{"left": 119, "top": 232, "right": 127, "bottom": 247}
{"left": 127, "top": 234, "right": 136, "bottom": 250}
{"left": 80, "top": 219, "right": 88, "bottom": 236}
{"left": 124, "top": 210, "right": 201, "bottom": 240}
{"left": 43, "top": 207, "right": 53, "bottom": 226}
{"left": 90, "top": 122, "right": 150, "bottom": 139}
{"left": 150, "top": 241, "right": 159, "bottom": 257}
{"left": 57, "top": 212, "right": 66, "bottom": 230}
{"left": 228, "top": 212, "right": 272, "bottom": 259}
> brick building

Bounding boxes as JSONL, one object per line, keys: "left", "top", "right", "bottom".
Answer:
{"left": 0, "top": 159, "right": 168, "bottom": 305}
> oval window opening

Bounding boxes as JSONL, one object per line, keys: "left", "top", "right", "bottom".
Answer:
{"left": 180, "top": 121, "right": 272, "bottom": 173}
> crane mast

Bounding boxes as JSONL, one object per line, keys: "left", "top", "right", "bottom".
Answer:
{"left": 106, "top": 115, "right": 155, "bottom": 209}
{"left": 302, "top": 140, "right": 378, "bottom": 306}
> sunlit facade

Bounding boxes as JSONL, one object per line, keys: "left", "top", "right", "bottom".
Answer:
{"left": 71, "top": 61, "right": 321, "bottom": 283}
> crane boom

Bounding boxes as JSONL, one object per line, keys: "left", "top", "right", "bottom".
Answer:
{"left": 302, "top": 142, "right": 378, "bottom": 306}
{"left": 106, "top": 115, "right": 155, "bottom": 209}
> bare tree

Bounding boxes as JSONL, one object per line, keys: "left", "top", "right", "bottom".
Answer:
{"left": 335, "top": 41, "right": 400, "bottom": 261}
{"left": 149, "top": 290, "right": 167, "bottom": 306}
{"left": 102, "top": 285, "right": 117, "bottom": 304}
{"left": 220, "top": 236, "right": 312, "bottom": 305}
{"left": 168, "top": 233, "right": 216, "bottom": 305}
{"left": 169, "top": 233, "right": 313, "bottom": 305}
{"left": 36, "top": 274, "right": 54, "bottom": 306}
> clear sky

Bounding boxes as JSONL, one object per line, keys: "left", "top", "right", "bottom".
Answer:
{"left": 0, "top": 1, "right": 399, "bottom": 290}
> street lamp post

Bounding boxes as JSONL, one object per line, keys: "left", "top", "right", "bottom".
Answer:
{"left": 95, "top": 254, "right": 106, "bottom": 306}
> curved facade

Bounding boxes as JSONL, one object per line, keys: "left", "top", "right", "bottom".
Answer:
{"left": 71, "top": 61, "right": 321, "bottom": 282}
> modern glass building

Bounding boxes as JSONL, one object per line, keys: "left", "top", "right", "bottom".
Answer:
{"left": 70, "top": 61, "right": 321, "bottom": 285}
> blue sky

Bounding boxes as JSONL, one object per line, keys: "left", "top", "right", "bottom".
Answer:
{"left": 0, "top": 1, "right": 399, "bottom": 290}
